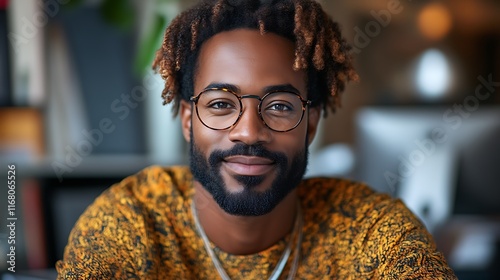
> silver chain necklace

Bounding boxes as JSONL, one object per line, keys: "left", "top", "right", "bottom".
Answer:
{"left": 191, "top": 201, "right": 303, "bottom": 280}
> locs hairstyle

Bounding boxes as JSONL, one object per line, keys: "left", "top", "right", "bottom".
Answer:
{"left": 152, "top": 0, "right": 358, "bottom": 116}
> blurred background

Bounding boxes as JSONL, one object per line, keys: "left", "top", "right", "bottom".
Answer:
{"left": 0, "top": 0, "right": 499, "bottom": 279}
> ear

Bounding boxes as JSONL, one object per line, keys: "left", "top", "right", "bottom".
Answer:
{"left": 306, "top": 107, "right": 321, "bottom": 146}
{"left": 180, "top": 100, "right": 192, "bottom": 143}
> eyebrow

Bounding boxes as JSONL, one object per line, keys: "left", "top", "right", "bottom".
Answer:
{"left": 203, "top": 83, "right": 301, "bottom": 95}
{"left": 263, "top": 84, "right": 301, "bottom": 94}
{"left": 203, "top": 83, "right": 240, "bottom": 93}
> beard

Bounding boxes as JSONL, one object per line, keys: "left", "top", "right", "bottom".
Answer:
{"left": 189, "top": 130, "right": 309, "bottom": 216}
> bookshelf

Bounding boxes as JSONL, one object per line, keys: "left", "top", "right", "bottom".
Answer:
{"left": 1, "top": 0, "right": 193, "bottom": 274}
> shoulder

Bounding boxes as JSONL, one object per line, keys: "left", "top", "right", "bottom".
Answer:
{"left": 299, "top": 177, "right": 423, "bottom": 234}
{"left": 56, "top": 165, "right": 193, "bottom": 279}
{"left": 77, "top": 165, "right": 194, "bottom": 239}
{"left": 299, "top": 177, "right": 380, "bottom": 202}
{"left": 298, "top": 177, "right": 397, "bottom": 220}
{"left": 107, "top": 165, "right": 193, "bottom": 202}
{"left": 298, "top": 177, "right": 427, "bottom": 257}
{"left": 298, "top": 178, "right": 456, "bottom": 278}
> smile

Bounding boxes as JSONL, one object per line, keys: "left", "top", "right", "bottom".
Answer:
{"left": 222, "top": 156, "right": 275, "bottom": 176}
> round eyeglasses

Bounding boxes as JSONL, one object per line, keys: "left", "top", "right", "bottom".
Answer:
{"left": 190, "top": 88, "right": 312, "bottom": 132}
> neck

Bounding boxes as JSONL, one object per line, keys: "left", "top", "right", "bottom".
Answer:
{"left": 192, "top": 183, "right": 298, "bottom": 255}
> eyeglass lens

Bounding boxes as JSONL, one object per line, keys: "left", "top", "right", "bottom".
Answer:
{"left": 195, "top": 89, "right": 305, "bottom": 131}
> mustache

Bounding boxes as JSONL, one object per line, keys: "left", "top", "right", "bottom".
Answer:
{"left": 208, "top": 144, "right": 287, "bottom": 166}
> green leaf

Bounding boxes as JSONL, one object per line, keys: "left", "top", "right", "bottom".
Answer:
{"left": 134, "top": 14, "right": 167, "bottom": 76}
{"left": 99, "top": 0, "right": 134, "bottom": 30}
{"left": 62, "top": 0, "right": 86, "bottom": 10}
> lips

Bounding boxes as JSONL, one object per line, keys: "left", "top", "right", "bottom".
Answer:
{"left": 222, "top": 156, "right": 275, "bottom": 176}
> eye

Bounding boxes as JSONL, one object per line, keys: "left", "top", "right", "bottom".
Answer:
{"left": 208, "top": 101, "right": 234, "bottom": 109}
{"left": 262, "top": 92, "right": 301, "bottom": 114}
{"left": 268, "top": 103, "right": 292, "bottom": 111}
{"left": 204, "top": 99, "right": 239, "bottom": 116}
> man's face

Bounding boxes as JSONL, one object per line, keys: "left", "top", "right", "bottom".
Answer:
{"left": 180, "top": 29, "right": 320, "bottom": 216}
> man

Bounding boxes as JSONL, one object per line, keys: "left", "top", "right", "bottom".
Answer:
{"left": 57, "top": 0, "right": 457, "bottom": 279}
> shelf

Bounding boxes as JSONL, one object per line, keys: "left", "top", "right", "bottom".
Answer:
{"left": 2, "top": 154, "right": 187, "bottom": 179}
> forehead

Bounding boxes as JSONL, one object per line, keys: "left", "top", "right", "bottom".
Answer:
{"left": 195, "top": 29, "right": 306, "bottom": 95}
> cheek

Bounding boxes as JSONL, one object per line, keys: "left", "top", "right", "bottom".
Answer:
{"left": 191, "top": 120, "right": 228, "bottom": 154}
{"left": 273, "top": 126, "right": 308, "bottom": 153}
{"left": 291, "top": 121, "right": 309, "bottom": 143}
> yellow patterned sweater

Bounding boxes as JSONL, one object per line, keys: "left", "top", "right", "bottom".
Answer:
{"left": 56, "top": 166, "right": 456, "bottom": 279}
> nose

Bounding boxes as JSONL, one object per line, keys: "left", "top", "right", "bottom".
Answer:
{"left": 228, "top": 99, "right": 272, "bottom": 145}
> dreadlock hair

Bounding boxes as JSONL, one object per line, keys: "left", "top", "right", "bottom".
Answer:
{"left": 152, "top": 0, "right": 358, "bottom": 116}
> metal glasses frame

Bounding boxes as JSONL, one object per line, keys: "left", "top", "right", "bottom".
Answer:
{"left": 190, "top": 87, "right": 312, "bottom": 132}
